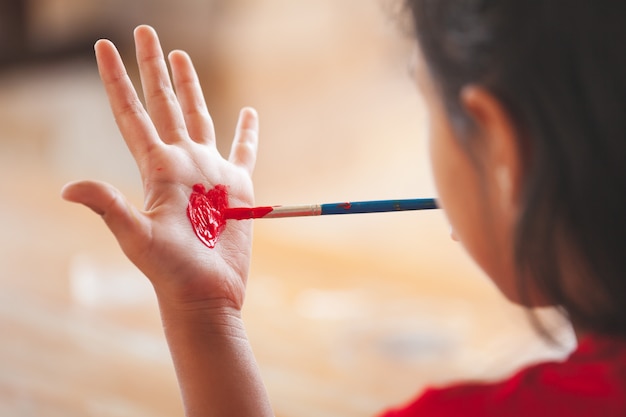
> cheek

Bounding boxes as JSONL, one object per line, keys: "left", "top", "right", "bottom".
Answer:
{"left": 428, "top": 126, "right": 522, "bottom": 302}
{"left": 427, "top": 121, "right": 504, "bottom": 285}
{"left": 427, "top": 120, "right": 478, "bottom": 246}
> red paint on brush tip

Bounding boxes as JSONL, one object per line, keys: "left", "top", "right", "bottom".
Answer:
{"left": 187, "top": 183, "right": 229, "bottom": 248}
{"left": 224, "top": 206, "right": 274, "bottom": 220}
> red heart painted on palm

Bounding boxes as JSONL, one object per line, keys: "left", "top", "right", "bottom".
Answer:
{"left": 187, "top": 184, "right": 229, "bottom": 248}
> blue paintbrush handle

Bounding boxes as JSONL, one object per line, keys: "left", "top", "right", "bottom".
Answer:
{"left": 320, "top": 198, "right": 437, "bottom": 215}
{"left": 227, "top": 198, "right": 439, "bottom": 219}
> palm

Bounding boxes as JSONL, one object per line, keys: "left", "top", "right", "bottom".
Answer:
{"left": 63, "top": 27, "right": 259, "bottom": 310}
{"left": 141, "top": 144, "right": 255, "bottom": 309}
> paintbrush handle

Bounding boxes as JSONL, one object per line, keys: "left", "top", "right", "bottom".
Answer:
{"left": 321, "top": 198, "right": 437, "bottom": 215}
{"left": 261, "top": 198, "right": 437, "bottom": 219}
{"left": 263, "top": 204, "right": 322, "bottom": 218}
{"left": 224, "top": 198, "right": 438, "bottom": 220}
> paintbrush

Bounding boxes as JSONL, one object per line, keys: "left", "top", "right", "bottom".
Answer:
{"left": 224, "top": 198, "right": 438, "bottom": 220}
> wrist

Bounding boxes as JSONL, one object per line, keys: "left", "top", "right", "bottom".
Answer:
{"left": 156, "top": 296, "right": 246, "bottom": 339}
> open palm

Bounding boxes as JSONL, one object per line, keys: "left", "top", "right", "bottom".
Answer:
{"left": 62, "top": 26, "right": 259, "bottom": 311}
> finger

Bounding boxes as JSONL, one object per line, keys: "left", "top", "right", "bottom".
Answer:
{"left": 134, "top": 25, "right": 187, "bottom": 144}
{"left": 61, "top": 180, "right": 148, "bottom": 256}
{"left": 95, "top": 38, "right": 162, "bottom": 163}
{"left": 168, "top": 50, "right": 216, "bottom": 145}
{"left": 228, "top": 107, "right": 259, "bottom": 175}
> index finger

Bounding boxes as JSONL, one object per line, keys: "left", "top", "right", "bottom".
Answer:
{"left": 95, "top": 38, "right": 162, "bottom": 163}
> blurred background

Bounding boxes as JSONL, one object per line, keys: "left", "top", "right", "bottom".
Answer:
{"left": 0, "top": 1, "right": 574, "bottom": 416}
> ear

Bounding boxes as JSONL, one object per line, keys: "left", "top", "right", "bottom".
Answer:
{"left": 460, "top": 85, "right": 523, "bottom": 215}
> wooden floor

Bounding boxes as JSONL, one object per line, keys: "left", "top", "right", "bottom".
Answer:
{"left": 0, "top": 1, "right": 574, "bottom": 416}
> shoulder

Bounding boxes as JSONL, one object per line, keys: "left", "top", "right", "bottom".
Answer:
{"left": 380, "top": 334, "right": 626, "bottom": 417}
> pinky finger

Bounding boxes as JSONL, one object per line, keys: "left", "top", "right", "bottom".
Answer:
{"left": 228, "top": 107, "right": 259, "bottom": 175}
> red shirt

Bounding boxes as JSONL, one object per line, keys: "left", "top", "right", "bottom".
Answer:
{"left": 380, "top": 334, "right": 626, "bottom": 417}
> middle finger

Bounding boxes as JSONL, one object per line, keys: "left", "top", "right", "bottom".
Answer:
{"left": 134, "top": 25, "right": 187, "bottom": 144}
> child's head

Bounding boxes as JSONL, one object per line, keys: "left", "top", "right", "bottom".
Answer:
{"left": 404, "top": 0, "right": 626, "bottom": 337}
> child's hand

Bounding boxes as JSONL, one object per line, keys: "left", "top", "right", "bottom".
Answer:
{"left": 64, "top": 29, "right": 274, "bottom": 414}
{"left": 62, "top": 25, "right": 259, "bottom": 313}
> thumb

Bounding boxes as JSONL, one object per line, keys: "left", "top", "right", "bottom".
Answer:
{"left": 61, "top": 180, "right": 146, "bottom": 246}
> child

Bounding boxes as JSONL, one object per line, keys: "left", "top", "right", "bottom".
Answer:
{"left": 62, "top": 1, "right": 626, "bottom": 416}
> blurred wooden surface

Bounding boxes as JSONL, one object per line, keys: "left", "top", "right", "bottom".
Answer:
{"left": 0, "top": 1, "right": 573, "bottom": 416}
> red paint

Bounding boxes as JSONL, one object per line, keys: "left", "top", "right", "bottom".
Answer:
{"left": 338, "top": 202, "right": 352, "bottom": 210}
{"left": 187, "top": 183, "right": 269, "bottom": 248}
{"left": 187, "top": 183, "right": 229, "bottom": 248}
{"left": 224, "top": 206, "right": 274, "bottom": 220}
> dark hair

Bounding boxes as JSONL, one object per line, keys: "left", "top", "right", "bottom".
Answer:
{"left": 405, "top": 0, "right": 626, "bottom": 338}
